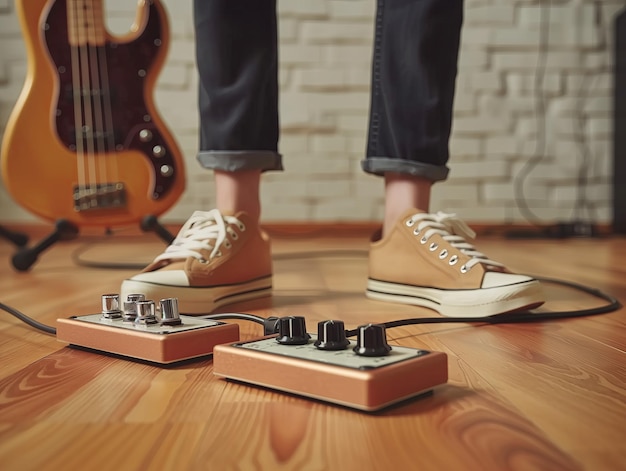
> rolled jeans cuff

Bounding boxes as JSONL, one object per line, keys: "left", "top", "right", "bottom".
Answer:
{"left": 197, "top": 150, "right": 284, "bottom": 172}
{"left": 361, "top": 157, "right": 449, "bottom": 182}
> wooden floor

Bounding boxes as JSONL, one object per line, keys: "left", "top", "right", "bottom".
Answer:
{"left": 0, "top": 227, "right": 625, "bottom": 470}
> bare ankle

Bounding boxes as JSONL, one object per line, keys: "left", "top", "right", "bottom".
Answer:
{"left": 215, "top": 170, "right": 262, "bottom": 221}
{"left": 382, "top": 173, "right": 432, "bottom": 236}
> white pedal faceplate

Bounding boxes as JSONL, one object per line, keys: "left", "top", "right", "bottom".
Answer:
{"left": 68, "top": 313, "right": 225, "bottom": 334}
{"left": 235, "top": 335, "right": 431, "bottom": 369}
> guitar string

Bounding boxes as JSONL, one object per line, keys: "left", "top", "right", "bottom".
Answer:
{"left": 76, "top": 0, "right": 97, "bottom": 195}
{"left": 85, "top": 0, "right": 109, "bottom": 188}
{"left": 70, "top": 0, "right": 97, "bottom": 198}
{"left": 70, "top": 1, "right": 155, "bottom": 209}
{"left": 69, "top": 0, "right": 89, "bottom": 202}
{"left": 93, "top": 0, "right": 120, "bottom": 183}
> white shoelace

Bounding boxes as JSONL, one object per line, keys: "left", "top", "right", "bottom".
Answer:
{"left": 153, "top": 209, "right": 245, "bottom": 264}
{"left": 407, "top": 211, "right": 503, "bottom": 271}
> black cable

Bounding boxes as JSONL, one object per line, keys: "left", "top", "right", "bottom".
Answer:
{"left": 175, "top": 275, "right": 622, "bottom": 334}
{"left": 571, "top": 0, "right": 605, "bottom": 223}
{"left": 71, "top": 233, "right": 155, "bottom": 270}
{"left": 512, "top": 0, "right": 607, "bottom": 230}
{"left": 72, "top": 246, "right": 149, "bottom": 270}
{"left": 0, "top": 301, "right": 57, "bottom": 335}
{"left": 573, "top": 70, "right": 595, "bottom": 222}
{"left": 202, "top": 313, "right": 280, "bottom": 335}
{"left": 345, "top": 275, "right": 621, "bottom": 336}
{"left": 202, "top": 312, "right": 266, "bottom": 326}
{"left": 0, "top": 273, "right": 620, "bottom": 339}
{"left": 513, "top": 0, "right": 551, "bottom": 225}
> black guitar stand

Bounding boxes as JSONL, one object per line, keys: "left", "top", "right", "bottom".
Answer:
{"left": 8, "top": 216, "right": 175, "bottom": 272}
{"left": 140, "top": 215, "right": 176, "bottom": 245}
{"left": 0, "top": 225, "right": 29, "bottom": 248}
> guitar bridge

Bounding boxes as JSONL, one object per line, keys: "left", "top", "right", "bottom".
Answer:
{"left": 73, "top": 183, "right": 127, "bottom": 212}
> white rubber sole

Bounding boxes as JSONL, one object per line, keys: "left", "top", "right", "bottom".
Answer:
{"left": 120, "top": 275, "right": 273, "bottom": 315}
{"left": 366, "top": 278, "right": 544, "bottom": 318}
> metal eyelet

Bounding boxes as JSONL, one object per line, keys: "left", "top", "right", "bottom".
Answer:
{"left": 237, "top": 223, "right": 246, "bottom": 231}
{"left": 216, "top": 251, "right": 222, "bottom": 257}
{"left": 413, "top": 228, "right": 420, "bottom": 236}
{"left": 230, "top": 232, "right": 239, "bottom": 240}
{"left": 406, "top": 219, "right": 415, "bottom": 227}
{"left": 460, "top": 265, "right": 469, "bottom": 274}
{"left": 199, "top": 258, "right": 208, "bottom": 264}
{"left": 449, "top": 255, "right": 459, "bottom": 265}
{"left": 438, "top": 249, "right": 448, "bottom": 259}
{"left": 429, "top": 243, "right": 438, "bottom": 251}
{"left": 224, "top": 240, "right": 232, "bottom": 249}
{"left": 420, "top": 236, "right": 428, "bottom": 244}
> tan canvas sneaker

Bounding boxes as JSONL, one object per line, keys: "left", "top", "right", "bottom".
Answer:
{"left": 367, "top": 209, "right": 544, "bottom": 317}
{"left": 121, "top": 209, "right": 272, "bottom": 314}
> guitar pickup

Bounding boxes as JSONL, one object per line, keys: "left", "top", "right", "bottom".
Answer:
{"left": 73, "top": 183, "right": 127, "bottom": 212}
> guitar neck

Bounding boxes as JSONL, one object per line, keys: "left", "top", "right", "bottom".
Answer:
{"left": 67, "top": 0, "right": 106, "bottom": 46}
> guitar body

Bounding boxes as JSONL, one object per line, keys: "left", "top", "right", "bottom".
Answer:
{"left": 1, "top": 0, "right": 185, "bottom": 227}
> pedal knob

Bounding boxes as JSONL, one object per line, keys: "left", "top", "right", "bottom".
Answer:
{"left": 314, "top": 320, "right": 350, "bottom": 350}
{"left": 160, "top": 298, "right": 182, "bottom": 326}
{"left": 123, "top": 293, "right": 145, "bottom": 322}
{"left": 276, "top": 316, "right": 311, "bottom": 345}
{"left": 353, "top": 324, "right": 392, "bottom": 357}
{"left": 101, "top": 294, "right": 122, "bottom": 319}
{"left": 134, "top": 300, "right": 159, "bottom": 325}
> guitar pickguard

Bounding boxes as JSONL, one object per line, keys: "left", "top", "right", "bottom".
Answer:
{"left": 43, "top": 0, "right": 178, "bottom": 200}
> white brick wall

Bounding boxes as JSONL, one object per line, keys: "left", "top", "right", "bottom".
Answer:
{"left": 0, "top": 0, "right": 623, "bottom": 225}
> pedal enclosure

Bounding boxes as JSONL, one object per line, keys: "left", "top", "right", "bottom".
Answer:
{"left": 213, "top": 335, "right": 448, "bottom": 411}
{"left": 57, "top": 314, "right": 239, "bottom": 364}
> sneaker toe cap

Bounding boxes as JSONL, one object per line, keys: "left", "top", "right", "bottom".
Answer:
{"left": 127, "top": 270, "right": 191, "bottom": 287}
{"left": 482, "top": 271, "right": 535, "bottom": 288}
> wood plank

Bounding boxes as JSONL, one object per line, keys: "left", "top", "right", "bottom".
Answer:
{"left": 0, "top": 231, "right": 625, "bottom": 470}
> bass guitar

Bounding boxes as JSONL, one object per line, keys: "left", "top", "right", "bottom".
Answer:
{"left": 1, "top": 0, "right": 185, "bottom": 228}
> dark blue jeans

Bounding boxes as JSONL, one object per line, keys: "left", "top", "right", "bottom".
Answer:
{"left": 193, "top": 0, "right": 463, "bottom": 182}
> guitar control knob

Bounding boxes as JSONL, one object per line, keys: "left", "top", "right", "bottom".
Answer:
{"left": 139, "top": 129, "right": 153, "bottom": 142}
{"left": 160, "top": 164, "right": 174, "bottom": 177}
{"left": 276, "top": 316, "right": 311, "bottom": 345}
{"left": 160, "top": 298, "right": 182, "bottom": 326}
{"left": 353, "top": 324, "right": 392, "bottom": 357}
{"left": 135, "top": 300, "right": 159, "bottom": 325}
{"left": 314, "top": 320, "right": 350, "bottom": 350}
{"left": 101, "top": 294, "right": 122, "bottom": 319}
{"left": 152, "top": 145, "right": 166, "bottom": 157}
{"left": 123, "top": 293, "right": 145, "bottom": 322}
